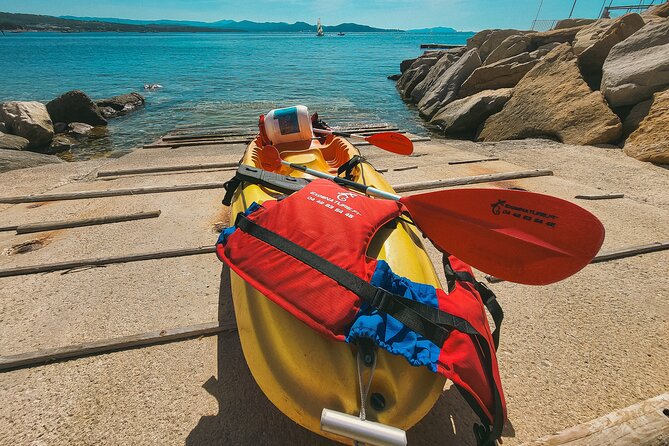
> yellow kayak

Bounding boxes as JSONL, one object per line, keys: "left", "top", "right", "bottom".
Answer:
{"left": 227, "top": 133, "right": 446, "bottom": 443}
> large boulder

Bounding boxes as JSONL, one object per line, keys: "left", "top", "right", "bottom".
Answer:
{"left": 573, "top": 14, "right": 645, "bottom": 73}
{"left": 0, "top": 149, "right": 63, "bottom": 174}
{"left": 555, "top": 18, "right": 597, "bottom": 30}
{"left": 0, "top": 121, "right": 6, "bottom": 133}
{"left": 410, "top": 49, "right": 466, "bottom": 102}
{"left": 46, "top": 90, "right": 107, "bottom": 126}
{"left": 459, "top": 52, "right": 537, "bottom": 97}
{"left": 472, "top": 29, "right": 526, "bottom": 62}
{"left": 400, "top": 57, "right": 417, "bottom": 73}
{"left": 623, "top": 89, "right": 669, "bottom": 163}
{"left": 0, "top": 132, "right": 30, "bottom": 151}
{"left": 396, "top": 56, "right": 440, "bottom": 99}
{"left": 478, "top": 44, "right": 622, "bottom": 145}
{"left": 96, "top": 92, "right": 145, "bottom": 118}
{"left": 417, "top": 49, "right": 482, "bottom": 119}
{"left": 529, "top": 25, "right": 586, "bottom": 47}
{"left": 601, "top": 20, "right": 669, "bottom": 107}
{"left": 430, "top": 88, "right": 513, "bottom": 135}
{"left": 622, "top": 99, "right": 653, "bottom": 137}
{"left": 642, "top": 2, "right": 669, "bottom": 18}
{"left": 529, "top": 42, "right": 561, "bottom": 59}
{"left": 484, "top": 34, "right": 531, "bottom": 65}
{"left": 0, "top": 101, "right": 54, "bottom": 150}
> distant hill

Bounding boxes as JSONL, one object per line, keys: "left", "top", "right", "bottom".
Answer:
{"left": 408, "top": 27, "right": 459, "bottom": 33}
{"left": 60, "top": 15, "right": 400, "bottom": 32}
{"left": 0, "top": 12, "right": 241, "bottom": 32}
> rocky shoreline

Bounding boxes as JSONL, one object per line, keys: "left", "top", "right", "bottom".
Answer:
{"left": 391, "top": 2, "right": 669, "bottom": 164}
{"left": 0, "top": 90, "right": 145, "bottom": 173}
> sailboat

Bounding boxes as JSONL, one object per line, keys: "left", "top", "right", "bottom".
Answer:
{"left": 316, "top": 18, "right": 324, "bottom": 37}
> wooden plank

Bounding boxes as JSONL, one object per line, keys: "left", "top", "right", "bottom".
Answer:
{"left": 145, "top": 134, "right": 426, "bottom": 149}
{"left": 162, "top": 131, "right": 256, "bottom": 141}
{"left": 393, "top": 169, "right": 553, "bottom": 193}
{"left": 394, "top": 165, "right": 418, "bottom": 171}
{"left": 590, "top": 241, "right": 669, "bottom": 263}
{"left": 15, "top": 210, "right": 161, "bottom": 234}
{"left": 575, "top": 193, "right": 625, "bottom": 200}
{"left": 97, "top": 162, "right": 239, "bottom": 178}
{"left": 485, "top": 242, "right": 669, "bottom": 283}
{"left": 0, "top": 245, "right": 216, "bottom": 278}
{"left": 521, "top": 393, "right": 669, "bottom": 446}
{"left": 144, "top": 139, "right": 252, "bottom": 149}
{"left": 161, "top": 127, "right": 401, "bottom": 143}
{"left": 0, "top": 321, "right": 237, "bottom": 372}
{"left": 448, "top": 157, "right": 500, "bottom": 165}
{"left": 0, "top": 182, "right": 228, "bottom": 204}
{"left": 420, "top": 43, "right": 465, "bottom": 49}
{"left": 0, "top": 224, "right": 18, "bottom": 232}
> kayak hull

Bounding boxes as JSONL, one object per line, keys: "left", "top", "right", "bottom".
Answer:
{"left": 228, "top": 136, "right": 446, "bottom": 443}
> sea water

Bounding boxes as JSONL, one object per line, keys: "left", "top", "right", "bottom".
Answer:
{"left": 0, "top": 31, "right": 472, "bottom": 159}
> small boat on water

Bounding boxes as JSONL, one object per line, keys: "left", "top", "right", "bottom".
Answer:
{"left": 316, "top": 18, "right": 324, "bottom": 37}
{"left": 337, "top": 32, "right": 345, "bottom": 36}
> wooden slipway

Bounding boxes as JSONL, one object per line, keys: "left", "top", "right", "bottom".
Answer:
{"left": 0, "top": 125, "right": 667, "bottom": 445}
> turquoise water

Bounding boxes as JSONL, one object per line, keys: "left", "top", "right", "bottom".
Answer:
{"left": 0, "top": 32, "right": 472, "bottom": 159}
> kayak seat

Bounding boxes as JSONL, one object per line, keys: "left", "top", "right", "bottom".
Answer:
{"left": 249, "top": 135, "right": 358, "bottom": 176}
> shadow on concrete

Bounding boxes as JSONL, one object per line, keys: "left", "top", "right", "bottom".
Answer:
{"left": 186, "top": 266, "right": 514, "bottom": 445}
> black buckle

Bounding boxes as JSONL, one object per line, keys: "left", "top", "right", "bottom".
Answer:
{"left": 370, "top": 288, "right": 392, "bottom": 313}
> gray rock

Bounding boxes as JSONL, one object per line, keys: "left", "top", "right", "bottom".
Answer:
{"left": 0, "top": 148, "right": 63, "bottom": 174}
{"left": 622, "top": 99, "right": 653, "bottom": 137}
{"left": 555, "top": 18, "right": 597, "bottom": 29}
{"left": 478, "top": 30, "right": 526, "bottom": 61}
{"left": 417, "top": 49, "right": 482, "bottom": 119}
{"left": 0, "top": 101, "right": 54, "bottom": 150}
{"left": 485, "top": 34, "right": 531, "bottom": 65}
{"left": 430, "top": 88, "right": 513, "bottom": 134}
{"left": 49, "top": 134, "right": 78, "bottom": 153}
{"left": 601, "top": 20, "right": 669, "bottom": 106}
{"left": 0, "top": 121, "right": 5, "bottom": 133}
{"left": 410, "top": 50, "right": 464, "bottom": 102}
{"left": 53, "top": 122, "right": 69, "bottom": 134}
{"left": 0, "top": 131, "right": 30, "bottom": 151}
{"left": 68, "top": 122, "right": 94, "bottom": 136}
{"left": 459, "top": 53, "right": 537, "bottom": 97}
{"left": 46, "top": 90, "right": 107, "bottom": 126}
{"left": 387, "top": 74, "right": 402, "bottom": 81}
{"left": 396, "top": 56, "right": 440, "bottom": 99}
{"left": 530, "top": 25, "right": 586, "bottom": 47}
{"left": 400, "top": 58, "right": 417, "bottom": 73}
{"left": 573, "top": 14, "right": 645, "bottom": 73}
{"left": 642, "top": 2, "right": 669, "bottom": 18}
{"left": 529, "top": 43, "right": 562, "bottom": 59}
{"left": 479, "top": 44, "right": 622, "bottom": 145}
{"left": 95, "top": 92, "right": 145, "bottom": 118}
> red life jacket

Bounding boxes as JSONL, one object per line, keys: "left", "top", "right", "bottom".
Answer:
{"left": 217, "top": 179, "right": 506, "bottom": 443}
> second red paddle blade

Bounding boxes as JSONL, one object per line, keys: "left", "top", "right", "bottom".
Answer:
{"left": 401, "top": 188, "right": 605, "bottom": 285}
{"left": 365, "top": 132, "right": 414, "bottom": 155}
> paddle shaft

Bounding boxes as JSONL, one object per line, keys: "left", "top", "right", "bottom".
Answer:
{"left": 312, "top": 128, "right": 366, "bottom": 140}
{"left": 280, "top": 161, "right": 400, "bottom": 201}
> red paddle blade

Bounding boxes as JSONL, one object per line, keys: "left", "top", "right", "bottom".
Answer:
{"left": 259, "top": 145, "right": 282, "bottom": 171}
{"left": 401, "top": 188, "right": 605, "bottom": 285}
{"left": 365, "top": 132, "right": 414, "bottom": 155}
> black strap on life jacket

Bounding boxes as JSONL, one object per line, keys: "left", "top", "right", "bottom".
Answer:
{"left": 234, "top": 212, "right": 488, "bottom": 347}
{"left": 443, "top": 255, "right": 504, "bottom": 350}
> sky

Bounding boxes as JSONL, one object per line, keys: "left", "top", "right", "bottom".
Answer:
{"left": 0, "top": 0, "right": 616, "bottom": 31}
